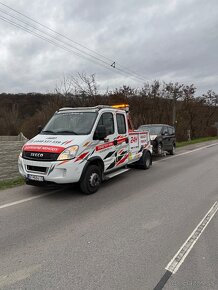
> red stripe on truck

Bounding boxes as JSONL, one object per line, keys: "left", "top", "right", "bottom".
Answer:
{"left": 96, "top": 142, "right": 114, "bottom": 151}
{"left": 116, "top": 153, "right": 129, "bottom": 166}
{"left": 117, "top": 137, "right": 127, "bottom": 144}
{"left": 74, "top": 152, "right": 89, "bottom": 162}
{"left": 23, "top": 144, "right": 65, "bottom": 153}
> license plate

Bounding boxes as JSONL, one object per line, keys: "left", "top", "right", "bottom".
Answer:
{"left": 27, "top": 174, "right": 44, "bottom": 182}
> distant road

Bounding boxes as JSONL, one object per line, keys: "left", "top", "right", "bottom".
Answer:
{"left": 0, "top": 141, "right": 217, "bottom": 289}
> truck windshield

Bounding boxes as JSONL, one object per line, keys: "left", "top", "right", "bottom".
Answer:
{"left": 41, "top": 112, "right": 97, "bottom": 135}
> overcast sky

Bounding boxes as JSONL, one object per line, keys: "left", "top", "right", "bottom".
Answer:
{"left": 0, "top": 0, "right": 218, "bottom": 95}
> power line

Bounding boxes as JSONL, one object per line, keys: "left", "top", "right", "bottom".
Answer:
{"left": 0, "top": 8, "right": 111, "bottom": 66}
{"left": 0, "top": 15, "right": 112, "bottom": 72}
{"left": 0, "top": 1, "right": 147, "bottom": 82}
{"left": 0, "top": 14, "right": 143, "bottom": 84}
{"left": 0, "top": 13, "right": 143, "bottom": 83}
{"left": 0, "top": 1, "right": 147, "bottom": 83}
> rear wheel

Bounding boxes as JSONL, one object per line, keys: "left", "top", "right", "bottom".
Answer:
{"left": 80, "top": 165, "right": 102, "bottom": 194}
{"left": 139, "top": 151, "right": 152, "bottom": 169}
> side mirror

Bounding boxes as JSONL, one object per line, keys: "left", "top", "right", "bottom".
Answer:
{"left": 94, "top": 125, "right": 107, "bottom": 140}
{"left": 38, "top": 125, "right": 43, "bottom": 133}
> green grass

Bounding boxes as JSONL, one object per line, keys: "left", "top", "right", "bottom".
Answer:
{"left": 176, "top": 136, "right": 218, "bottom": 148}
{"left": 0, "top": 177, "right": 25, "bottom": 190}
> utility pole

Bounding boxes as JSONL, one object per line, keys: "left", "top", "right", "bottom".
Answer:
{"left": 172, "top": 93, "right": 176, "bottom": 128}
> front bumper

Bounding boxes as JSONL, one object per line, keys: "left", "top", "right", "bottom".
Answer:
{"left": 18, "top": 156, "right": 84, "bottom": 184}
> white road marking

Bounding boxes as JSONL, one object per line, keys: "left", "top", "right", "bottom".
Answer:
{"left": 165, "top": 201, "right": 218, "bottom": 274}
{"left": 154, "top": 142, "right": 218, "bottom": 163}
{"left": 0, "top": 188, "right": 61, "bottom": 210}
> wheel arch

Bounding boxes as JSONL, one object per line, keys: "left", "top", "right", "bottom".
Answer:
{"left": 79, "top": 157, "right": 104, "bottom": 182}
{"left": 136, "top": 149, "right": 152, "bottom": 167}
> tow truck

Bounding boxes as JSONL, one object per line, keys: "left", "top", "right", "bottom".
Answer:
{"left": 18, "top": 104, "right": 152, "bottom": 194}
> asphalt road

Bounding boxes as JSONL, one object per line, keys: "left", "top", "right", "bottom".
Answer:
{"left": 0, "top": 141, "right": 217, "bottom": 290}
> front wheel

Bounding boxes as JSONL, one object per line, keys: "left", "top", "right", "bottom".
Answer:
{"left": 80, "top": 165, "right": 102, "bottom": 194}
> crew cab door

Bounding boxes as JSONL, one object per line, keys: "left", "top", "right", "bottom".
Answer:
{"left": 94, "top": 112, "right": 117, "bottom": 171}
{"left": 114, "top": 113, "right": 129, "bottom": 168}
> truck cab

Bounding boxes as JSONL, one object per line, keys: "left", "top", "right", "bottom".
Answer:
{"left": 18, "top": 105, "right": 152, "bottom": 194}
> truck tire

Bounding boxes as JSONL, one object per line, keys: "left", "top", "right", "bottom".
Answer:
{"left": 139, "top": 151, "right": 152, "bottom": 170}
{"left": 80, "top": 165, "right": 102, "bottom": 194}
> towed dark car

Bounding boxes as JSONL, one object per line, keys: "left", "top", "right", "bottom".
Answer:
{"left": 138, "top": 124, "right": 176, "bottom": 155}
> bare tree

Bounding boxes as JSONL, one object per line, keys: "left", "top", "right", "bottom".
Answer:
{"left": 2, "top": 103, "right": 21, "bottom": 135}
{"left": 55, "top": 73, "right": 98, "bottom": 97}
{"left": 202, "top": 90, "right": 218, "bottom": 126}
{"left": 164, "top": 82, "right": 185, "bottom": 126}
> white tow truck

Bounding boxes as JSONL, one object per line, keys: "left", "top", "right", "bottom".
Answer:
{"left": 18, "top": 104, "right": 152, "bottom": 194}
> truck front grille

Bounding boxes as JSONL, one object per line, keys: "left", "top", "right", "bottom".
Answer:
{"left": 23, "top": 151, "right": 59, "bottom": 161}
{"left": 27, "top": 165, "right": 47, "bottom": 173}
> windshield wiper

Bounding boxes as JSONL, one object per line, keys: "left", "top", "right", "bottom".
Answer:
{"left": 56, "top": 130, "right": 78, "bottom": 135}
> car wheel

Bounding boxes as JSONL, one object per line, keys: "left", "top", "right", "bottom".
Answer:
{"left": 157, "top": 143, "right": 163, "bottom": 155}
{"left": 80, "top": 165, "right": 102, "bottom": 194}
{"left": 140, "top": 151, "right": 152, "bottom": 169}
{"left": 169, "top": 144, "right": 175, "bottom": 155}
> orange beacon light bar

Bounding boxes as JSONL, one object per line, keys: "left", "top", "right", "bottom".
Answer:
{"left": 111, "top": 104, "right": 129, "bottom": 111}
{"left": 111, "top": 104, "right": 133, "bottom": 129}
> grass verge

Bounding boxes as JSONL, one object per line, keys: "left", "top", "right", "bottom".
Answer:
{"left": 0, "top": 177, "right": 25, "bottom": 190}
{"left": 176, "top": 136, "right": 218, "bottom": 148}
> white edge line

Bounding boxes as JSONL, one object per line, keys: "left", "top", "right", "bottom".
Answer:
{"left": 0, "top": 189, "right": 61, "bottom": 210}
{"left": 154, "top": 142, "right": 218, "bottom": 163}
{"left": 165, "top": 201, "right": 218, "bottom": 274}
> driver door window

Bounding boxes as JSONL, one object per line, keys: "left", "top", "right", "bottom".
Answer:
{"left": 95, "top": 113, "right": 114, "bottom": 136}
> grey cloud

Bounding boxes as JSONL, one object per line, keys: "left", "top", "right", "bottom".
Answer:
{"left": 0, "top": 0, "right": 218, "bottom": 94}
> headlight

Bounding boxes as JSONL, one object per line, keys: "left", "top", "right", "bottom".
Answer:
{"left": 57, "top": 146, "right": 79, "bottom": 161}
